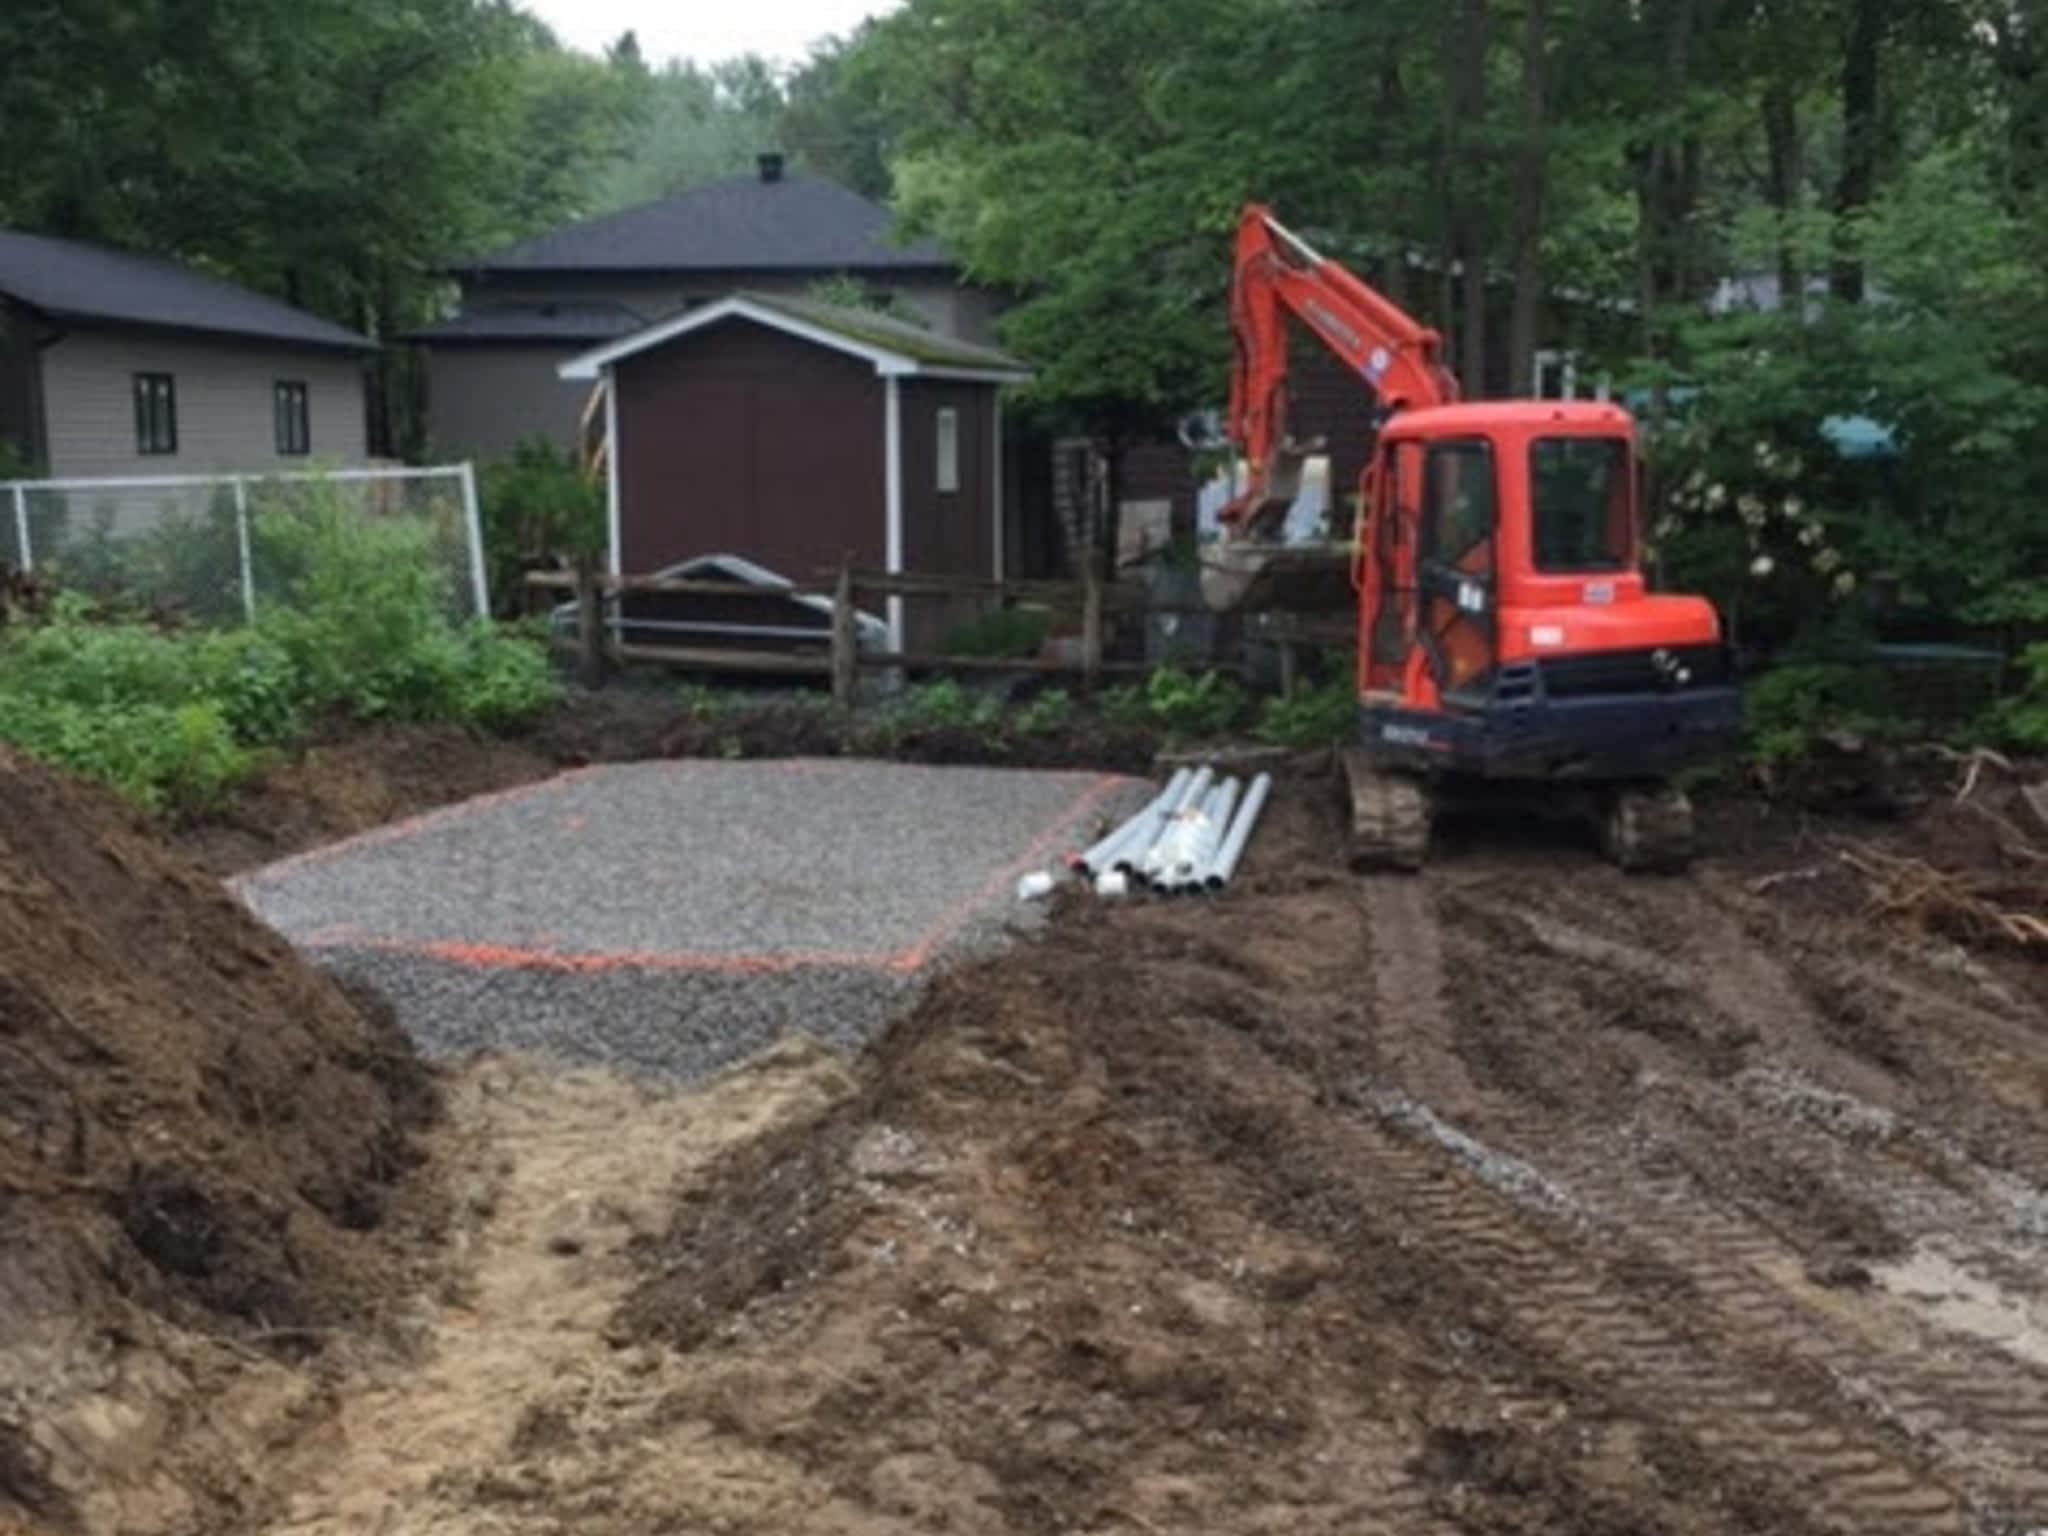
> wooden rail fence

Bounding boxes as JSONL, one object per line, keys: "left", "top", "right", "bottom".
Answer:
{"left": 524, "top": 558, "right": 1349, "bottom": 700}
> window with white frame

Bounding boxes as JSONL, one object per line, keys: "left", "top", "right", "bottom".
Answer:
{"left": 935, "top": 406, "right": 960, "bottom": 493}
{"left": 1533, "top": 349, "right": 1577, "bottom": 400}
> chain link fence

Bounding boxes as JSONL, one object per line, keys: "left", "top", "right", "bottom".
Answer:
{"left": 2, "top": 465, "right": 487, "bottom": 624}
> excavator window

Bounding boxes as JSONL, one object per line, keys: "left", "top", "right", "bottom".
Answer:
{"left": 1530, "top": 437, "right": 1632, "bottom": 573}
{"left": 1421, "top": 440, "right": 1496, "bottom": 569}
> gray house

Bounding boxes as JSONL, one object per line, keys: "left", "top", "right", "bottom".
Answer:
{"left": 412, "top": 154, "right": 1002, "bottom": 464}
{"left": 0, "top": 229, "right": 375, "bottom": 479}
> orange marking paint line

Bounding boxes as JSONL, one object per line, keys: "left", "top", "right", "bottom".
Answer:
{"left": 294, "top": 770, "right": 1136, "bottom": 977}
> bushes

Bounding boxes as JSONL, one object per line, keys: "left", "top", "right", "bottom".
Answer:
{"left": 1098, "top": 667, "right": 1247, "bottom": 739}
{"left": 1255, "top": 677, "right": 1356, "bottom": 748}
{"left": 478, "top": 438, "right": 604, "bottom": 614}
{"left": 0, "top": 500, "right": 558, "bottom": 811}
{"left": 1988, "top": 644, "right": 2048, "bottom": 751}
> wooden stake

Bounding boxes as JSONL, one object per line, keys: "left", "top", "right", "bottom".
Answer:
{"left": 1081, "top": 548, "right": 1104, "bottom": 695}
{"left": 831, "top": 557, "right": 857, "bottom": 710}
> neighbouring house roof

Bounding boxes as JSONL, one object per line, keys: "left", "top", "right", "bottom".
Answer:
{"left": 456, "top": 171, "right": 953, "bottom": 277}
{"left": 0, "top": 228, "right": 375, "bottom": 352}
{"left": 558, "top": 292, "right": 1032, "bottom": 384}
{"left": 403, "top": 302, "right": 645, "bottom": 345}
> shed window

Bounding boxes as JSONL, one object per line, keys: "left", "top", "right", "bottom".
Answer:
{"left": 133, "top": 373, "right": 177, "bottom": 456}
{"left": 935, "top": 407, "right": 960, "bottom": 493}
{"left": 275, "top": 380, "right": 310, "bottom": 456}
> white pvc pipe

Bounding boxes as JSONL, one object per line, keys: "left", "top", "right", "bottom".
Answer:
{"left": 1145, "top": 774, "right": 1237, "bottom": 890}
{"left": 1207, "top": 773, "right": 1273, "bottom": 889}
{"left": 1080, "top": 769, "right": 1190, "bottom": 875}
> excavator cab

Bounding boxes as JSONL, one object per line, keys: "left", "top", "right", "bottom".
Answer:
{"left": 1344, "top": 402, "right": 1740, "bottom": 868}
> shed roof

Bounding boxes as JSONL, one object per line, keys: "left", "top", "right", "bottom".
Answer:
{"left": 457, "top": 171, "right": 952, "bottom": 276}
{"left": 559, "top": 293, "right": 1031, "bottom": 384}
{"left": 0, "top": 228, "right": 375, "bottom": 352}
{"left": 403, "top": 302, "right": 644, "bottom": 345}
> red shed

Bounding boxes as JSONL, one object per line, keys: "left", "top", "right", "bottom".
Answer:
{"left": 561, "top": 292, "right": 1031, "bottom": 652}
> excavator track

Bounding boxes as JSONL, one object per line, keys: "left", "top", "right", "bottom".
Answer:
{"left": 1598, "top": 784, "right": 1695, "bottom": 873}
{"left": 1342, "top": 750, "right": 1432, "bottom": 871}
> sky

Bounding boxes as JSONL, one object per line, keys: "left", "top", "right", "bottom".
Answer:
{"left": 521, "top": 0, "right": 901, "bottom": 66}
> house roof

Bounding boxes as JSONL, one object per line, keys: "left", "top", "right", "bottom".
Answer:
{"left": 0, "top": 228, "right": 375, "bottom": 352}
{"left": 403, "top": 302, "right": 644, "bottom": 345}
{"left": 558, "top": 292, "right": 1032, "bottom": 384}
{"left": 456, "top": 171, "right": 953, "bottom": 276}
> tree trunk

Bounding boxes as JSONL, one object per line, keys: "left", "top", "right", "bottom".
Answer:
{"left": 1507, "top": 0, "right": 1550, "bottom": 395}
{"left": 1832, "top": 0, "right": 1883, "bottom": 303}
{"left": 1377, "top": 55, "right": 1413, "bottom": 312}
{"left": 1443, "top": 0, "right": 1491, "bottom": 394}
{"left": 1761, "top": 77, "right": 1803, "bottom": 306}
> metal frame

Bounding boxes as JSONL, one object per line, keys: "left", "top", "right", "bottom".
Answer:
{"left": 0, "top": 462, "right": 491, "bottom": 618}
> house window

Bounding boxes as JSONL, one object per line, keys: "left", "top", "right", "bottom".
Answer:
{"left": 1533, "top": 349, "right": 1577, "bottom": 400}
{"left": 133, "top": 373, "right": 177, "bottom": 455}
{"left": 274, "top": 380, "right": 310, "bottom": 456}
{"left": 935, "top": 407, "right": 960, "bottom": 493}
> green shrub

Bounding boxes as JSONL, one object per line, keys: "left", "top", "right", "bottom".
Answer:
{"left": 479, "top": 438, "right": 604, "bottom": 614}
{"left": 1013, "top": 688, "right": 1074, "bottom": 735}
{"left": 875, "top": 678, "right": 1005, "bottom": 738}
{"left": 942, "top": 607, "right": 1052, "bottom": 659}
{"left": 0, "top": 691, "right": 251, "bottom": 813}
{"left": 1156, "top": 667, "right": 1247, "bottom": 737}
{"left": 0, "top": 490, "right": 558, "bottom": 810}
{"left": 1255, "top": 678, "right": 1356, "bottom": 748}
{"left": 1742, "top": 661, "right": 1900, "bottom": 764}
{"left": 1986, "top": 643, "right": 2048, "bottom": 751}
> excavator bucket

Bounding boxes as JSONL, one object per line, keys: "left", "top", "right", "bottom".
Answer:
{"left": 1205, "top": 440, "right": 1356, "bottom": 613}
{"left": 1200, "top": 539, "right": 1356, "bottom": 613}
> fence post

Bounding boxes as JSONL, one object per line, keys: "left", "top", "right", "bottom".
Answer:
{"left": 1081, "top": 549, "right": 1104, "bottom": 695}
{"left": 573, "top": 555, "right": 605, "bottom": 689}
{"left": 9, "top": 484, "right": 28, "bottom": 573}
{"left": 231, "top": 477, "right": 255, "bottom": 624}
{"left": 457, "top": 462, "right": 489, "bottom": 619}
{"left": 831, "top": 558, "right": 857, "bottom": 710}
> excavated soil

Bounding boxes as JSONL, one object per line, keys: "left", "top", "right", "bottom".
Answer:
{"left": 18, "top": 729, "right": 2046, "bottom": 1536}
{"left": 0, "top": 746, "right": 437, "bottom": 1535}
{"left": 599, "top": 784, "right": 2048, "bottom": 1536}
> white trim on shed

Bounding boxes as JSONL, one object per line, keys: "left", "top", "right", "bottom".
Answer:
{"left": 557, "top": 295, "right": 1031, "bottom": 385}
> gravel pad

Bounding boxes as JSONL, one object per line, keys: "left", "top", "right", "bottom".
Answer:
{"left": 235, "top": 760, "right": 1140, "bottom": 1081}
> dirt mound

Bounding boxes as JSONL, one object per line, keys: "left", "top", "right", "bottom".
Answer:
{"left": 0, "top": 745, "right": 437, "bottom": 1532}
{"left": 597, "top": 779, "right": 2048, "bottom": 1535}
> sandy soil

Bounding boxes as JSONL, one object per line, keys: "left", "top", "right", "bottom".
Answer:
{"left": 249, "top": 1042, "right": 852, "bottom": 1535}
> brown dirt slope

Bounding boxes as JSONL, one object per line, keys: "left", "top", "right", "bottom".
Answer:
{"left": 0, "top": 745, "right": 436, "bottom": 1534}
{"left": 599, "top": 782, "right": 2048, "bottom": 1536}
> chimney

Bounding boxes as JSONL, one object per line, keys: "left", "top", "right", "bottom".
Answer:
{"left": 757, "top": 151, "right": 785, "bottom": 184}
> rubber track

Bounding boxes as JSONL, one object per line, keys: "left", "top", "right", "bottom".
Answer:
{"left": 1356, "top": 879, "right": 2019, "bottom": 1534}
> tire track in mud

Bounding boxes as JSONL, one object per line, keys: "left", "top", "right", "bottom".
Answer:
{"left": 1355, "top": 872, "right": 2045, "bottom": 1534}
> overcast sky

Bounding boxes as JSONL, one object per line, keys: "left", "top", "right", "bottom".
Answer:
{"left": 521, "top": 0, "right": 901, "bottom": 66}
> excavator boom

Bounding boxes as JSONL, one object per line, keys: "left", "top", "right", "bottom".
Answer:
{"left": 1221, "top": 205, "right": 1459, "bottom": 541}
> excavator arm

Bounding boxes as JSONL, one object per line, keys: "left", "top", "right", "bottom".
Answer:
{"left": 1221, "top": 205, "right": 1460, "bottom": 541}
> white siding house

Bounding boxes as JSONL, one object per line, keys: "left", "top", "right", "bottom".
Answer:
{"left": 0, "top": 228, "right": 374, "bottom": 478}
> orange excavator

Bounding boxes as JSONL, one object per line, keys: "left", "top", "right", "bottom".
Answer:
{"left": 1210, "top": 204, "right": 1739, "bottom": 870}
